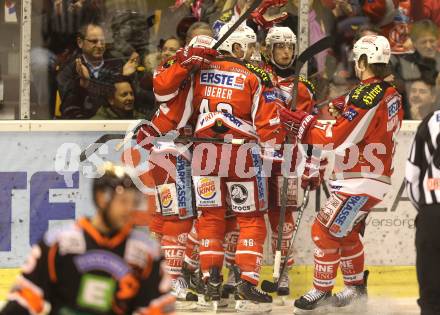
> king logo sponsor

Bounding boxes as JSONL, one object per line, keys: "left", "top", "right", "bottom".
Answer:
{"left": 197, "top": 178, "right": 217, "bottom": 200}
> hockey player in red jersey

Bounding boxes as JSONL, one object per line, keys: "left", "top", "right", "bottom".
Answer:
{"left": 137, "top": 36, "right": 216, "bottom": 310}
{"left": 278, "top": 35, "right": 403, "bottom": 313}
{"left": 206, "top": 23, "right": 261, "bottom": 308}
{"left": 0, "top": 162, "right": 175, "bottom": 315}
{"left": 263, "top": 25, "right": 322, "bottom": 302}
{"left": 264, "top": 26, "right": 316, "bottom": 113}
{"left": 143, "top": 135, "right": 198, "bottom": 310}
{"left": 138, "top": 34, "right": 217, "bottom": 309}
{"left": 138, "top": 28, "right": 284, "bottom": 311}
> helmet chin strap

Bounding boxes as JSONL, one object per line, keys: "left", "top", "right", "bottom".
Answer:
{"left": 354, "top": 60, "right": 365, "bottom": 80}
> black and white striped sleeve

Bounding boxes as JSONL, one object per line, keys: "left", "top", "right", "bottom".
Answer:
{"left": 405, "top": 111, "right": 440, "bottom": 209}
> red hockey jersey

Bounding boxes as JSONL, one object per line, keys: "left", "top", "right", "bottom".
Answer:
{"left": 265, "top": 63, "right": 316, "bottom": 114}
{"left": 151, "top": 56, "right": 284, "bottom": 144}
{"left": 302, "top": 77, "right": 403, "bottom": 200}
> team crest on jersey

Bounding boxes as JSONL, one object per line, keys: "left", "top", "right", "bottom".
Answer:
{"left": 200, "top": 69, "right": 245, "bottom": 90}
{"left": 197, "top": 177, "right": 217, "bottom": 200}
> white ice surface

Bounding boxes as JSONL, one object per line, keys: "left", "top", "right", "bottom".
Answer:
{"left": 177, "top": 297, "right": 419, "bottom": 315}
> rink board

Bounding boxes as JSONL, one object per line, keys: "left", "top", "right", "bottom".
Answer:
{"left": 0, "top": 120, "right": 421, "bottom": 304}
{"left": 0, "top": 120, "right": 420, "bottom": 268}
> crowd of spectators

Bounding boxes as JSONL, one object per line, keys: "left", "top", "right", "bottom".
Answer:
{"left": 25, "top": 0, "right": 440, "bottom": 120}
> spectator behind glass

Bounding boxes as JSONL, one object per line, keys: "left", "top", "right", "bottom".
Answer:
{"left": 161, "top": 37, "right": 182, "bottom": 62}
{"left": 30, "top": 0, "right": 104, "bottom": 118}
{"left": 92, "top": 77, "right": 143, "bottom": 119}
{"left": 143, "top": 37, "right": 182, "bottom": 74}
{"left": 185, "top": 21, "right": 214, "bottom": 45}
{"left": 391, "top": 19, "right": 440, "bottom": 109}
{"left": 412, "top": 20, "right": 439, "bottom": 60}
{"left": 411, "top": 0, "right": 440, "bottom": 28}
{"left": 57, "top": 23, "right": 128, "bottom": 118}
{"left": 407, "top": 79, "right": 438, "bottom": 119}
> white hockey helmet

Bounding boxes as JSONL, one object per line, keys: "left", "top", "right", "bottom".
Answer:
{"left": 188, "top": 35, "right": 218, "bottom": 49}
{"left": 353, "top": 35, "right": 391, "bottom": 64}
{"left": 265, "top": 26, "right": 296, "bottom": 68}
{"left": 217, "top": 23, "right": 257, "bottom": 59}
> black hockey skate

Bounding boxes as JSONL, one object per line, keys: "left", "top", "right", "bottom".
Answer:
{"left": 222, "top": 265, "right": 238, "bottom": 299}
{"left": 293, "top": 288, "right": 332, "bottom": 314}
{"left": 197, "top": 267, "right": 227, "bottom": 311}
{"left": 235, "top": 279, "right": 273, "bottom": 313}
{"left": 333, "top": 270, "right": 369, "bottom": 307}
{"left": 182, "top": 263, "right": 200, "bottom": 292}
{"left": 236, "top": 279, "right": 272, "bottom": 303}
{"left": 221, "top": 283, "right": 236, "bottom": 299}
{"left": 205, "top": 267, "right": 223, "bottom": 301}
{"left": 171, "top": 277, "right": 198, "bottom": 310}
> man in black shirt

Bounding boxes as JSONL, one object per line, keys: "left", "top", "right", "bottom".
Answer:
{"left": 406, "top": 110, "right": 440, "bottom": 315}
{"left": 57, "top": 23, "right": 141, "bottom": 118}
{"left": 0, "top": 162, "right": 175, "bottom": 315}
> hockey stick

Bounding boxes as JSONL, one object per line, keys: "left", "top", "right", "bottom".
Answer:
{"left": 261, "top": 186, "right": 311, "bottom": 293}
{"left": 80, "top": 134, "right": 126, "bottom": 162}
{"left": 212, "top": 0, "right": 263, "bottom": 50}
{"left": 79, "top": 132, "right": 252, "bottom": 162}
{"left": 272, "top": 35, "right": 335, "bottom": 282}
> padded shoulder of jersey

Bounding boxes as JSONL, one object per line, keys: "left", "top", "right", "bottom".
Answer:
{"left": 348, "top": 81, "right": 392, "bottom": 109}
{"left": 44, "top": 222, "right": 86, "bottom": 255}
{"left": 244, "top": 62, "right": 273, "bottom": 87}
{"left": 299, "top": 75, "right": 316, "bottom": 99}
{"left": 127, "top": 228, "right": 161, "bottom": 260}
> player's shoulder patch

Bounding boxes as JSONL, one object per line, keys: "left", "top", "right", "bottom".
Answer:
{"left": 342, "top": 107, "right": 359, "bottom": 121}
{"left": 348, "top": 81, "right": 392, "bottom": 109}
{"left": 299, "top": 75, "right": 316, "bottom": 99}
{"left": 127, "top": 227, "right": 161, "bottom": 259}
{"left": 244, "top": 62, "right": 272, "bottom": 87}
{"left": 44, "top": 222, "right": 86, "bottom": 255}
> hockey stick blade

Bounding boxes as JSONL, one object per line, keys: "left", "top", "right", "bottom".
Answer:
{"left": 296, "top": 36, "right": 335, "bottom": 70}
{"left": 212, "top": 0, "right": 263, "bottom": 50}
{"left": 80, "top": 134, "right": 124, "bottom": 162}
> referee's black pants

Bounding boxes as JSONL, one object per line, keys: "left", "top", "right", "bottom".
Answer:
{"left": 416, "top": 206, "right": 440, "bottom": 315}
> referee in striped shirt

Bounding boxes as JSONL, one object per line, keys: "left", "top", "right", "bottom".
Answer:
{"left": 406, "top": 110, "right": 440, "bottom": 315}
